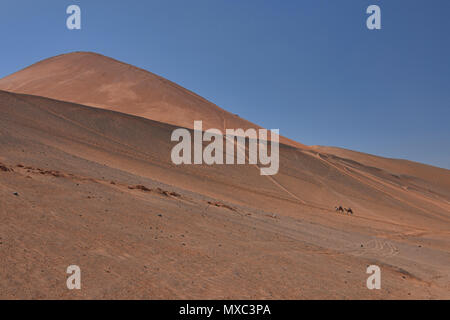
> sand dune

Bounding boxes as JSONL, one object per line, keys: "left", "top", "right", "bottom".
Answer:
{"left": 311, "top": 145, "right": 450, "bottom": 193}
{"left": 0, "top": 53, "right": 449, "bottom": 299}
{"left": 0, "top": 52, "right": 303, "bottom": 149}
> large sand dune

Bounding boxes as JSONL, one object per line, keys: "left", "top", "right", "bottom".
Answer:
{"left": 0, "top": 52, "right": 303, "bottom": 149}
{"left": 0, "top": 53, "right": 449, "bottom": 299}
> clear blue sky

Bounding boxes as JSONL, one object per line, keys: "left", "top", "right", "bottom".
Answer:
{"left": 1, "top": 0, "right": 449, "bottom": 168}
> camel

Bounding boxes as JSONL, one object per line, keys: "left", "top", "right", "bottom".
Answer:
{"left": 335, "top": 206, "right": 344, "bottom": 213}
{"left": 345, "top": 207, "right": 353, "bottom": 215}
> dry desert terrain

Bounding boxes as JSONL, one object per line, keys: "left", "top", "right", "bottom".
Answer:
{"left": 0, "top": 52, "right": 449, "bottom": 299}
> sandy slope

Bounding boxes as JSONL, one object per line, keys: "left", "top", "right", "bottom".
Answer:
{"left": 0, "top": 90, "right": 449, "bottom": 299}
{"left": 311, "top": 145, "right": 450, "bottom": 193}
{"left": 0, "top": 52, "right": 303, "bottom": 149}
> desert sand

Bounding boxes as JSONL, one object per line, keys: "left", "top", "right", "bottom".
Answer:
{"left": 0, "top": 52, "right": 449, "bottom": 299}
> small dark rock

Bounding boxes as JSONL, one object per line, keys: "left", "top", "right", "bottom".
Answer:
{"left": 0, "top": 165, "right": 12, "bottom": 172}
